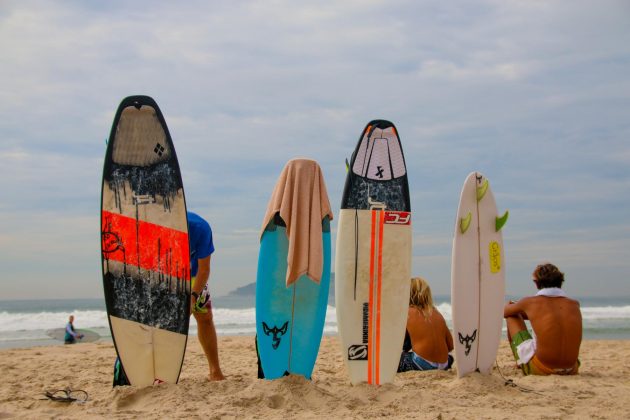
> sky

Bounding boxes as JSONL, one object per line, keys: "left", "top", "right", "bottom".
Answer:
{"left": 1, "top": 0, "right": 629, "bottom": 300}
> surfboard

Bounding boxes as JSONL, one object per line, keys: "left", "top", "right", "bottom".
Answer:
{"left": 451, "top": 172, "right": 508, "bottom": 378}
{"left": 335, "top": 120, "right": 412, "bottom": 385}
{"left": 46, "top": 328, "right": 100, "bottom": 343}
{"left": 101, "top": 95, "right": 190, "bottom": 387}
{"left": 255, "top": 160, "right": 332, "bottom": 380}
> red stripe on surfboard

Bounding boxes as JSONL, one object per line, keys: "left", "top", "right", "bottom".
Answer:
{"left": 101, "top": 210, "right": 190, "bottom": 280}
{"left": 375, "top": 210, "right": 384, "bottom": 385}
{"left": 368, "top": 210, "right": 376, "bottom": 384}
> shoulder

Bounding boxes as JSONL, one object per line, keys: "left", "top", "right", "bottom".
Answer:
{"left": 431, "top": 307, "right": 448, "bottom": 324}
{"left": 407, "top": 306, "right": 426, "bottom": 324}
{"left": 188, "top": 212, "right": 211, "bottom": 233}
{"left": 517, "top": 296, "right": 538, "bottom": 305}
{"left": 407, "top": 306, "right": 420, "bottom": 318}
{"left": 567, "top": 297, "right": 580, "bottom": 306}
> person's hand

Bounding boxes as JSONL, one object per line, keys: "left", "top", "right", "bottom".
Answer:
{"left": 78, "top": 334, "right": 84, "bottom": 339}
{"left": 191, "top": 293, "right": 208, "bottom": 314}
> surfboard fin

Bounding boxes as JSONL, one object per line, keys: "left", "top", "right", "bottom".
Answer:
{"left": 345, "top": 158, "right": 349, "bottom": 172}
{"left": 495, "top": 211, "right": 509, "bottom": 232}
{"left": 476, "top": 179, "right": 489, "bottom": 202}
{"left": 460, "top": 212, "right": 472, "bottom": 234}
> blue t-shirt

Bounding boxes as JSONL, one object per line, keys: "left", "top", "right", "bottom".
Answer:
{"left": 187, "top": 211, "right": 215, "bottom": 277}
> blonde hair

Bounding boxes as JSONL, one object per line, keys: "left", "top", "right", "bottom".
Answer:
{"left": 409, "top": 277, "right": 433, "bottom": 317}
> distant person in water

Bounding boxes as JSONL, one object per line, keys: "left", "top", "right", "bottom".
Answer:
{"left": 188, "top": 211, "right": 226, "bottom": 381}
{"left": 504, "top": 263, "right": 582, "bottom": 375}
{"left": 64, "top": 315, "right": 84, "bottom": 344}
{"left": 398, "top": 277, "right": 454, "bottom": 372}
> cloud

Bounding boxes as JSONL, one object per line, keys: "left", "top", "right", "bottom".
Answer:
{"left": 0, "top": 0, "right": 629, "bottom": 299}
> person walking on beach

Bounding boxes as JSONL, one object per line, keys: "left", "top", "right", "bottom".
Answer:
{"left": 188, "top": 211, "right": 226, "bottom": 381}
{"left": 398, "top": 277, "right": 454, "bottom": 372}
{"left": 64, "top": 315, "right": 84, "bottom": 344}
{"left": 504, "top": 262, "right": 582, "bottom": 375}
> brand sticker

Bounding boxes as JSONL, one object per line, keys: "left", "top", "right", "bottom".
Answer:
{"left": 384, "top": 211, "right": 411, "bottom": 225}
{"left": 489, "top": 241, "right": 501, "bottom": 273}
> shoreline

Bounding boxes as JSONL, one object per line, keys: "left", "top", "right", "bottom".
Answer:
{"left": 1, "top": 336, "right": 629, "bottom": 418}
{"left": 2, "top": 329, "right": 629, "bottom": 351}
{"left": 3, "top": 331, "right": 630, "bottom": 352}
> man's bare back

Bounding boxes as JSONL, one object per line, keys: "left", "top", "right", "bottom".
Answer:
{"left": 407, "top": 307, "right": 454, "bottom": 364}
{"left": 505, "top": 295, "right": 582, "bottom": 369}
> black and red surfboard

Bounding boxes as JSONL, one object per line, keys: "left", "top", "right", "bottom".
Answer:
{"left": 101, "top": 95, "right": 190, "bottom": 387}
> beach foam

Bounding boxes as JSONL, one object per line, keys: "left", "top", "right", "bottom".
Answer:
{"left": 1, "top": 300, "right": 629, "bottom": 348}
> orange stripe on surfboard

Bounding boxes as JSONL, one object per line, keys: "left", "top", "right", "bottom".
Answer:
{"left": 375, "top": 210, "right": 385, "bottom": 385}
{"left": 101, "top": 210, "right": 190, "bottom": 280}
{"left": 368, "top": 210, "right": 377, "bottom": 384}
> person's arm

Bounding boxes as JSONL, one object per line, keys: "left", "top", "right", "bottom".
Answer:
{"left": 504, "top": 298, "right": 529, "bottom": 319}
{"left": 446, "top": 327, "right": 454, "bottom": 352}
{"left": 66, "top": 323, "right": 79, "bottom": 338}
{"left": 191, "top": 255, "right": 211, "bottom": 311}
{"left": 193, "top": 255, "right": 211, "bottom": 294}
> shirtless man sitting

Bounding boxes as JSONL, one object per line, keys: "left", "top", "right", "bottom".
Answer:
{"left": 398, "top": 277, "right": 454, "bottom": 372}
{"left": 504, "top": 263, "right": 582, "bottom": 375}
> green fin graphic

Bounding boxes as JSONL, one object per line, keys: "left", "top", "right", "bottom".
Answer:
{"left": 477, "top": 179, "right": 489, "bottom": 202}
{"left": 495, "top": 211, "right": 509, "bottom": 232}
{"left": 460, "top": 212, "right": 472, "bottom": 234}
{"left": 345, "top": 158, "right": 349, "bottom": 172}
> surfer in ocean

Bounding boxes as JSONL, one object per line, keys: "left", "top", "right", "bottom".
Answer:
{"left": 398, "top": 277, "right": 454, "bottom": 372}
{"left": 188, "top": 211, "right": 226, "bottom": 381}
{"left": 64, "top": 315, "right": 84, "bottom": 344}
{"left": 504, "top": 263, "right": 582, "bottom": 375}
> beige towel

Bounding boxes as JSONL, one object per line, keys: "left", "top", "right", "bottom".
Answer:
{"left": 260, "top": 158, "right": 334, "bottom": 286}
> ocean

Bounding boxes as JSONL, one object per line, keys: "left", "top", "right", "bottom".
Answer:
{"left": 1, "top": 295, "right": 629, "bottom": 349}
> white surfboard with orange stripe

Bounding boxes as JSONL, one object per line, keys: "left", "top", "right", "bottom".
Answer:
{"left": 335, "top": 120, "right": 412, "bottom": 385}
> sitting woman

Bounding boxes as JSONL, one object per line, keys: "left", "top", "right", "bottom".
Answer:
{"left": 398, "top": 277, "right": 454, "bottom": 372}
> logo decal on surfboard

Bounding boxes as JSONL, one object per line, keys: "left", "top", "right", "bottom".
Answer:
{"left": 489, "top": 241, "right": 501, "bottom": 273}
{"left": 348, "top": 345, "right": 368, "bottom": 360}
{"left": 348, "top": 302, "right": 370, "bottom": 361}
{"left": 262, "top": 321, "right": 289, "bottom": 350}
{"left": 458, "top": 330, "right": 477, "bottom": 356}
{"left": 384, "top": 211, "right": 411, "bottom": 225}
{"left": 101, "top": 221, "right": 124, "bottom": 256}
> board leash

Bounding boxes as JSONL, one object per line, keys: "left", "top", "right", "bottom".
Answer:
{"left": 494, "top": 361, "right": 545, "bottom": 396}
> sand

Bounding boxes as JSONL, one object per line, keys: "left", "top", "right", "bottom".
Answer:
{"left": 0, "top": 337, "right": 628, "bottom": 419}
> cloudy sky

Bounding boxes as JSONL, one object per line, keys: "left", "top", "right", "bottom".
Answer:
{"left": 1, "top": 0, "right": 629, "bottom": 300}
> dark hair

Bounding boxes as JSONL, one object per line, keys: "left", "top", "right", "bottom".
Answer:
{"left": 533, "top": 263, "right": 564, "bottom": 289}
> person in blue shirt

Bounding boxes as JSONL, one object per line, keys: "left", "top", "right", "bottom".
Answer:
{"left": 64, "top": 315, "right": 84, "bottom": 344}
{"left": 188, "top": 211, "right": 226, "bottom": 381}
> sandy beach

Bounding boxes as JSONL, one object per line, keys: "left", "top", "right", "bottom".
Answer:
{"left": 0, "top": 337, "right": 628, "bottom": 419}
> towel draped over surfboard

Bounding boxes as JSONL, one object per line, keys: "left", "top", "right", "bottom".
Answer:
{"left": 260, "top": 158, "right": 334, "bottom": 286}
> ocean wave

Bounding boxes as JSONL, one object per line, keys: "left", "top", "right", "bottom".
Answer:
{"left": 581, "top": 306, "right": 630, "bottom": 320}
{"left": 0, "top": 310, "right": 108, "bottom": 332}
{"left": 1, "top": 303, "right": 629, "bottom": 341}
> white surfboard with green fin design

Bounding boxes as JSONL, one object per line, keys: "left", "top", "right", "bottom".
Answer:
{"left": 451, "top": 172, "right": 508, "bottom": 378}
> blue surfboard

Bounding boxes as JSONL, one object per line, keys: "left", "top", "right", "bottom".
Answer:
{"left": 255, "top": 216, "right": 331, "bottom": 380}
